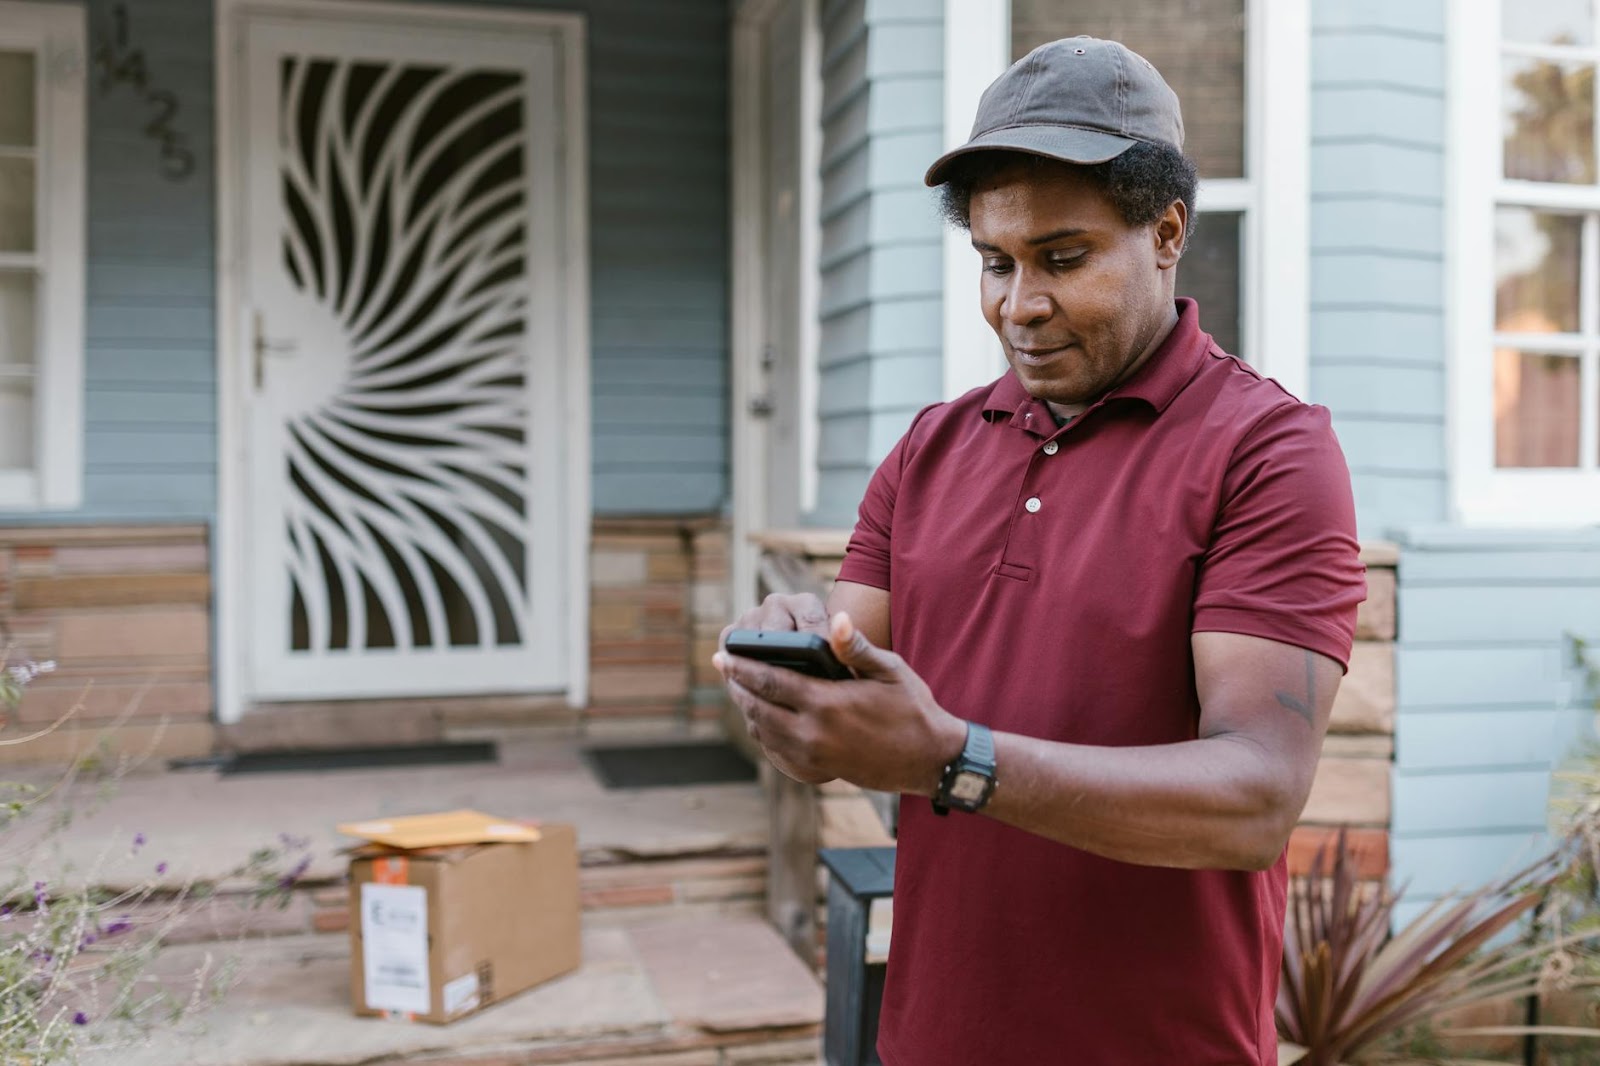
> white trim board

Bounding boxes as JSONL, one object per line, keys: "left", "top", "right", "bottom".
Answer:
{"left": 1247, "top": 0, "right": 1310, "bottom": 400}
{"left": 213, "top": 0, "right": 590, "bottom": 721}
{"left": 940, "top": 0, "right": 1010, "bottom": 402}
{"left": 729, "top": 0, "right": 822, "bottom": 619}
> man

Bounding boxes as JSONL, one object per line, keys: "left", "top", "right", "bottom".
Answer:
{"left": 715, "top": 37, "right": 1365, "bottom": 1064}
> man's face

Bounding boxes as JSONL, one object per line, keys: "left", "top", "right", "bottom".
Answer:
{"left": 969, "top": 161, "right": 1182, "bottom": 411}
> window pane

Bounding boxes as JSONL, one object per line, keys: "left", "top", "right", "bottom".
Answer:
{"left": 1503, "top": 57, "right": 1596, "bottom": 183}
{"left": 1494, "top": 349, "right": 1581, "bottom": 466}
{"left": 1176, "top": 211, "right": 1242, "bottom": 358}
{"left": 0, "top": 379, "right": 33, "bottom": 470}
{"left": 0, "top": 271, "right": 35, "bottom": 367}
{"left": 0, "top": 52, "right": 34, "bottom": 148}
{"left": 1494, "top": 208, "right": 1581, "bottom": 332}
{"left": 1503, "top": 0, "right": 1594, "bottom": 46}
{"left": 0, "top": 157, "right": 35, "bottom": 253}
{"left": 1010, "top": 0, "right": 1245, "bottom": 179}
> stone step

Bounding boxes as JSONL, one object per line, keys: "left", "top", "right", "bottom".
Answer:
{"left": 86, "top": 914, "right": 824, "bottom": 1066}
{"left": 108, "top": 845, "right": 768, "bottom": 941}
{"left": 118, "top": 848, "right": 771, "bottom": 946}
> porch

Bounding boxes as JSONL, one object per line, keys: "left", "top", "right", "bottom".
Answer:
{"left": 24, "top": 724, "right": 868, "bottom": 1065}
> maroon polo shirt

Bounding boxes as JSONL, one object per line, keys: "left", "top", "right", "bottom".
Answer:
{"left": 836, "top": 299, "right": 1364, "bottom": 1065}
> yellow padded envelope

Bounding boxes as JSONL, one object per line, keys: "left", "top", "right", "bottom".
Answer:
{"left": 337, "top": 809, "right": 542, "bottom": 850}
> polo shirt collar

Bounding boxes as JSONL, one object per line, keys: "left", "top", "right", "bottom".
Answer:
{"left": 981, "top": 298, "right": 1211, "bottom": 429}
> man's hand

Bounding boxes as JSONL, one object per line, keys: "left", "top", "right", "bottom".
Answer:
{"left": 718, "top": 592, "right": 831, "bottom": 648}
{"left": 714, "top": 611, "right": 966, "bottom": 792}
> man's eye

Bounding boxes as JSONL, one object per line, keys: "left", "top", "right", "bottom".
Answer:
{"left": 982, "top": 260, "right": 1013, "bottom": 275}
{"left": 1049, "top": 254, "right": 1085, "bottom": 269}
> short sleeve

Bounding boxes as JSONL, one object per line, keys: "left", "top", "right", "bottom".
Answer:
{"left": 1192, "top": 402, "right": 1366, "bottom": 671}
{"left": 834, "top": 430, "right": 913, "bottom": 592}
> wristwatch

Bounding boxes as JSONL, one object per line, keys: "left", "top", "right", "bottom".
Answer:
{"left": 932, "top": 722, "right": 998, "bottom": 816}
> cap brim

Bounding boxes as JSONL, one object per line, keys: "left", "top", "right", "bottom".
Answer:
{"left": 924, "top": 126, "right": 1139, "bottom": 187}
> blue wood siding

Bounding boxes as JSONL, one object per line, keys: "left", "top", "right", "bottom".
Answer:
{"left": 1308, "top": 0, "right": 1448, "bottom": 539}
{"left": 1391, "top": 530, "right": 1600, "bottom": 924}
{"left": 2, "top": 0, "right": 731, "bottom": 524}
{"left": 812, "top": 0, "right": 945, "bottom": 527}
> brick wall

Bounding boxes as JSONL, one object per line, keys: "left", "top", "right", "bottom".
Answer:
{"left": 0, "top": 515, "right": 735, "bottom": 761}
{"left": 1288, "top": 542, "right": 1396, "bottom": 880}
{"left": 590, "top": 517, "right": 729, "bottom": 724}
{"left": 0, "top": 525, "right": 215, "bottom": 764}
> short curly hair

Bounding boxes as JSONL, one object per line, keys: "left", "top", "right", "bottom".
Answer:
{"left": 935, "top": 141, "right": 1199, "bottom": 249}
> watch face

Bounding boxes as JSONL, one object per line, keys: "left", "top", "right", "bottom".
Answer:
{"left": 950, "top": 772, "right": 989, "bottom": 803}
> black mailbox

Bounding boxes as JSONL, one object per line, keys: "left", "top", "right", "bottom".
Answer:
{"left": 818, "top": 846, "right": 896, "bottom": 1066}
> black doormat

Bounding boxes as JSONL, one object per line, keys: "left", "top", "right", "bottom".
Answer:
{"left": 190, "top": 741, "right": 500, "bottom": 776}
{"left": 583, "top": 741, "right": 757, "bottom": 790}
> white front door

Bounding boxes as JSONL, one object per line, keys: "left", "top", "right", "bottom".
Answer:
{"left": 236, "top": 6, "right": 573, "bottom": 701}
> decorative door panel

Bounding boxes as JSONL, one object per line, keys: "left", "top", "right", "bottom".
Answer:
{"left": 241, "top": 13, "right": 568, "bottom": 699}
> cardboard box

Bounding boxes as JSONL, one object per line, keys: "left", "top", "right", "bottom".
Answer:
{"left": 339, "top": 810, "right": 581, "bottom": 1024}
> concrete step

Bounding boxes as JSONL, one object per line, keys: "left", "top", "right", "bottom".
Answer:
{"left": 86, "top": 913, "right": 824, "bottom": 1066}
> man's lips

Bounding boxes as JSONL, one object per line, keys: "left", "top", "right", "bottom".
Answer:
{"left": 1010, "top": 343, "right": 1074, "bottom": 365}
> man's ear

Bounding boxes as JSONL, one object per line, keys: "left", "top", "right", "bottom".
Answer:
{"left": 1154, "top": 200, "right": 1187, "bottom": 269}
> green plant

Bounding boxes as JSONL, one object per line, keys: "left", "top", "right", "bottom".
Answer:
{"left": 1276, "top": 829, "right": 1600, "bottom": 1066}
{"left": 0, "top": 652, "right": 312, "bottom": 1064}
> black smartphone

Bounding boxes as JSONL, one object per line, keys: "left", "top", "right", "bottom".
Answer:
{"left": 723, "top": 629, "right": 853, "bottom": 680}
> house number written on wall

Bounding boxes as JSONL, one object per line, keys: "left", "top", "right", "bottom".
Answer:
{"left": 92, "top": 4, "right": 195, "bottom": 181}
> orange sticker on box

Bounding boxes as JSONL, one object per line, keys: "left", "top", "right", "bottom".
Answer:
{"left": 373, "top": 856, "right": 409, "bottom": 885}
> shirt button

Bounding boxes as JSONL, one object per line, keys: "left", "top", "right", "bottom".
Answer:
{"left": 1024, "top": 497, "right": 1042, "bottom": 513}
{"left": 1042, "top": 440, "right": 1059, "bottom": 456}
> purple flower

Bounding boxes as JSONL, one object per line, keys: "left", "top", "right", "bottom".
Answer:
{"left": 132, "top": 832, "right": 146, "bottom": 851}
{"left": 72, "top": 1012, "right": 88, "bottom": 1026}
{"left": 155, "top": 861, "right": 168, "bottom": 875}
{"left": 6, "top": 659, "right": 56, "bottom": 688}
{"left": 32, "top": 882, "right": 46, "bottom": 910}
{"left": 79, "top": 934, "right": 96, "bottom": 948}
{"left": 101, "top": 918, "right": 133, "bottom": 938}
{"left": 278, "top": 855, "right": 313, "bottom": 889}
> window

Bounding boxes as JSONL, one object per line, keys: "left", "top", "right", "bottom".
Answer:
{"left": 0, "top": 3, "right": 84, "bottom": 511}
{"left": 1007, "top": 0, "right": 1308, "bottom": 393}
{"left": 1451, "top": 2, "right": 1600, "bottom": 525}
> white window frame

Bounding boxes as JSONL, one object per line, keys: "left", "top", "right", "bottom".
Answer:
{"left": 940, "top": 0, "right": 1310, "bottom": 401}
{"left": 0, "top": 2, "right": 85, "bottom": 511}
{"left": 1449, "top": 6, "right": 1600, "bottom": 527}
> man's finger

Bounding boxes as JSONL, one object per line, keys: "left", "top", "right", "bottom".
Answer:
{"left": 728, "top": 679, "right": 807, "bottom": 756}
{"left": 790, "top": 596, "right": 830, "bottom": 631}
{"left": 718, "top": 653, "right": 811, "bottom": 709}
{"left": 827, "top": 611, "right": 898, "bottom": 679}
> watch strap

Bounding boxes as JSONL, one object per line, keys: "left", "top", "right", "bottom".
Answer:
{"left": 965, "top": 721, "right": 996, "bottom": 771}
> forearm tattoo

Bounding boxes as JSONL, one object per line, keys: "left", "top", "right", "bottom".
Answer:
{"left": 1274, "top": 649, "right": 1317, "bottom": 727}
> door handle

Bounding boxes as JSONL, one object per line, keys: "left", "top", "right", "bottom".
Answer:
{"left": 253, "top": 312, "right": 298, "bottom": 390}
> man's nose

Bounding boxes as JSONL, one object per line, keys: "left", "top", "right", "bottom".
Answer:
{"left": 1001, "top": 272, "right": 1053, "bottom": 326}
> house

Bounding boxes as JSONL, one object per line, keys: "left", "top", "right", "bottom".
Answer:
{"left": 1, "top": 0, "right": 1597, "bottom": 935}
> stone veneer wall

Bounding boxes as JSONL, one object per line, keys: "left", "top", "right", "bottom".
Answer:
{"left": 589, "top": 517, "right": 730, "bottom": 725}
{"left": 0, "top": 525, "right": 216, "bottom": 764}
{"left": 0, "top": 517, "right": 733, "bottom": 762}
{"left": 1293, "top": 542, "right": 1397, "bottom": 880}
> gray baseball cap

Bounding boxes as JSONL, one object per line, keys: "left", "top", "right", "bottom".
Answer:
{"left": 924, "top": 36, "right": 1185, "bottom": 187}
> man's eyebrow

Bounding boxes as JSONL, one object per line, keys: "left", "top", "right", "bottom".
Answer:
{"left": 971, "top": 227, "right": 1089, "bottom": 253}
